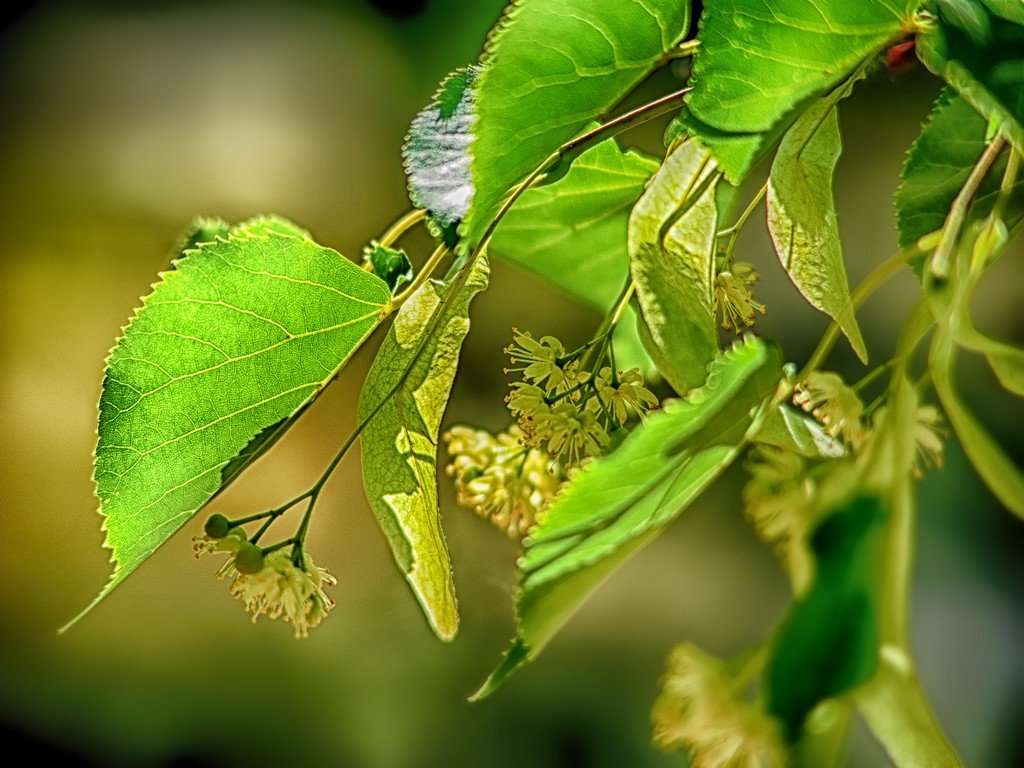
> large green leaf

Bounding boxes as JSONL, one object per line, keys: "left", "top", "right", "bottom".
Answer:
{"left": 492, "top": 138, "right": 657, "bottom": 309}
{"left": 68, "top": 217, "right": 391, "bottom": 629}
{"left": 472, "top": 336, "right": 784, "bottom": 699}
{"left": 766, "top": 493, "right": 888, "bottom": 742}
{"left": 358, "top": 257, "right": 489, "bottom": 641}
{"left": 768, "top": 99, "right": 867, "bottom": 362}
{"left": 629, "top": 139, "right": 721, "bottom": 393}
{"left": 684, "top": 0, "right": 916, "bottom": 181}
{"left": 489, "top": 137, "right": 658, "bottom": 373}
{"left": 918, "top": 0, "right": 1024, "bottom": 151}
{"left": 455, "top": 0, "right": 690, "bottom": 248}
{"left": 896, "top": 88, "right": 1024, "bottom": 250}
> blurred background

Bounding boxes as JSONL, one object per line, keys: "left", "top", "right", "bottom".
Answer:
{"left": 0, "top": 1, "right": 1021, "bottom": 765}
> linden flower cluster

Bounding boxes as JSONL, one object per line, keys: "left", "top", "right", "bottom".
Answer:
{"left": 194, "top": 520, "right": 336, "bottom": 639}
{"left": 443, "top": 424, "right": 561, "bottom": 537}
{"left": 504, "top": 329, "right": 657, "bottom": 468}
{"left": 792, "top": 371, "right": 867, "bottom": 450}
{"left": 714, "top": 262, "right": 766, "bottom": 332}
{"left": 652, "top": 643, "right": 787, "bottom": 768}
{"left": 742, "top": 445, "right": 816, "bottom": 575}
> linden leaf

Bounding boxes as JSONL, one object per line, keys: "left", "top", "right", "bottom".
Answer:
{"left": 629, "top": 139, "right": 721, "bottom": 393}
{"left": 768, "top": 99, "right": 867, "bottom": 362}
{"left": 358, "top": 257, "right": 489, "bottom": 641}
{"left": 684, "top": 0, "right": 917, "bottom": 181}
{"left": 67, "top": 217, "right": 390, "bottom": 630}
{"left": 473, "top": 336, "right": 783, "bottom": 699}
{"left": 896, "top": 88, "right": 1024, "bottom": 251}
{"left": 454, "top": 0, "right": 691, "bottom": 249}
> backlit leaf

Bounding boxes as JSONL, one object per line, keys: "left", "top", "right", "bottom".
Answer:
{"left": 67, "top": 217, "right": 390, "bottom": 630}
{"left": 768, "top": 99, "right": 867, "bottom": 362}
{"left": 358, "top": 257, "right": 490, "bottom": 640}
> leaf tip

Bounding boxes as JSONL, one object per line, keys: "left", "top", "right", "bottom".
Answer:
{"left": 469, "top": 638, "right": 530, "bottom": 702}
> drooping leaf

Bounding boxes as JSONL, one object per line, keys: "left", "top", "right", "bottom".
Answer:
{"left": 364, "top": 242, "right": 414, "bottom": 294}
{"left": 766, "top": 493, "right": 888, "bottom": 742}
{"left": 684, "top": 0, "right": 916, "bottom": 181}
{"left": 67, "top": 217, "right": 391, "bottom": 630}
{"left": 473, "top": 336, "right": 784, "bottom": 699}
{"left": 490, "top": 137, "right": 658, "bottom": 373}
{"left": 403, "top": 66, "right": 480, "bottom": 238}
{"left": 629, "top": 139, "right": 721, "bottom": 393}
{"left": 896, "top": 88, "right": 1024, "bottom": 250}
{"left": 457, "top": 0, "right": 691, "bottom": 248}
{"left": 768, "top": 99, "right": 867, "bottom": 362}
{"left": 358, "top": 256, "right": 489, "bottom": 641}
{"left": 918, "top": 0, "right": 1024, "bottom": 150}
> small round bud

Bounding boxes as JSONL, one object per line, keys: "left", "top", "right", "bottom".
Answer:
{"left": 204, "top": 513, "right": 231, "bottom": 539}
{"left": 234, "top": 542, "right": 264, "bottom": 574}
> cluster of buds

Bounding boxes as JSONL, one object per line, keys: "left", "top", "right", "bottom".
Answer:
{"left": 714, "top": 261, "right": 766, "bottom": 332}
{"left": 792, "top": 371, "right": 867, "bottom": 450}
{"left": 503, "top": 329, "right": 657, "bottom": 468}
{"left": 443, "top": 424, "right": 561, "bottom": 537}
{"left": 193, "top": 514, "right": 335, "bottom": 639}
{"left": 652, "top": 643, "right": 787, "bottom": 768}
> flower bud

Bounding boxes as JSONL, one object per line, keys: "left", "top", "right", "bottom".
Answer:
{"left": 233, "top": 542, "right": 265, "bottom": 574}
{"left": 204, "top": 513, "right": 231, "bottom": 539}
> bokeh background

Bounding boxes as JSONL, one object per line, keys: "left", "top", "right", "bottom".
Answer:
{"left": 1, "top": 2, "right": 1022, "bottom": 765}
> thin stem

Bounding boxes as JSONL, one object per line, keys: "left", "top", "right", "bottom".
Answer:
{"left": 660, "top": 38, "right": 700, "bottom": 62}
{"left": 799, "top": 243, "right": 922, "bottom": 378}
{"left": 991, "top": 146, "right": 1020, "bottom": 223}
{"left": 378, "top": 209, "right": 427, "bottom": 248}
{"left": 930, "top": 134, "right": 1006, "bottom": 277}
{"left": 247, "top": 492, "right": 312, "bottom": 544}
{"left": 718, "top": 183, "right": 767, "bottom": 264}
{"left": 610, "top": 282, "right": 636, "bottom": 327}
{"left": 389, "top": 244, "right": 449, "bottom": 308}
{"left": 260, "top": 538, "right": 295, "bottom": 556}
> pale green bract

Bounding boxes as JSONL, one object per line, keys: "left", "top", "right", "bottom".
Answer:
{"left": 456, "top": 0, "right": 690, "bottom": 248}
{"left": 489, "top": 137, "right": 658, "bottom": 373}
{"left": 357, "top": 257, "right": 490, "bottom": 641}
{"left": 629, "top": 138, "right": 720, "bottom": 393}
{"left": 684, "top": 0, "right": 916, "bottom": 181}
{"left": 768, "top": 99, "right": 867, "bottom": 362}
{"left": 473, "top": 336, "right": 784, "bottom": 699}
{"left": 67, "top": 217, "right": 391, "bottom": 630}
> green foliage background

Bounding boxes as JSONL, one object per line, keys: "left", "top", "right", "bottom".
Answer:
{"left": 0, "top": 1, "right": 1021, "bottom": 765}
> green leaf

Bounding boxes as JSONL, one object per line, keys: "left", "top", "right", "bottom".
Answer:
{"left": 472, "top": 336, "right": 784, "bottom": 699}
{"left": 358, "top": 257, "right": 489, "bottom": 641}
{"left": 766, "top": 493, "right": 888, "bottom": 742}
{"left": 918, "top": 0, "right": 1024, "bottom": 151}
{"left": 629, "top": 139, "right": 721, "bottom": 393}
{"left": 896, "top": 88, "right": 1024, "bottom": 250}
{"left": 684, "top": 0, "right": 915, "bottom": 181}
{"left": 66, "top": 217, "right": 391, "bottom": 630}
{"left": 857, "top": 650, "right": 964, "bottom": 768}
{"left": 364, "top": 242, "right": 414, "bottom": 294}
{"left": 490, "top": 137, "right": 658, "bottom": 374}
{"left": 492, "top": 138, "right": 657, "bottom": 309}
{"left": 403, "top": 66, "right": 479, "bottom": 237}
{"left": 752, "top": 404, "right": 846, "bottom": 459}
{"left": 457, "top": 0, "right": 691, "bottom": 248}
{"left": 768, "top": 99, "right": 867, "bottom": 362}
